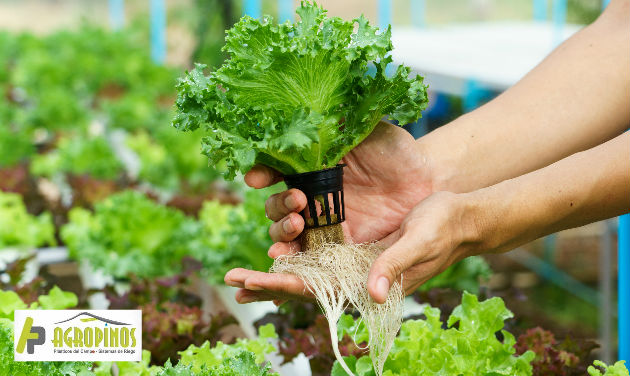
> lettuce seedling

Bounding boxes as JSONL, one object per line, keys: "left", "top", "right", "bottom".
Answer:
{"left": 173, "top": 1, "right": 427, "bottom": 178}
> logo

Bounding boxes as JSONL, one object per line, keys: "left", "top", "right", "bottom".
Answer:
{"left": 16, "top": 317, "right": 45, "bottom": 354}
{"left": 14, "top": 310, "right": 141, "bottom": 361}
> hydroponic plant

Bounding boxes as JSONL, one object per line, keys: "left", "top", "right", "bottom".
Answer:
{"left": 588, "top": 361, "right": 629, "bottom": 376}
{"left": 30, "top": 134, "right": 124, "bottom": 181}
{"left": 0, "top": 191, "right": 55, "bottom": 249}
{"left": 196, "top": 188, "right": 276, "bottom": 284}
{"left": 61, "top": 190, "right": 206, "bottom": 279}
{"left": 173, "top": 2, "right": 428, "bottom": 374}
{"left": 331, "top": 292, "right": 535, "bottom": 376}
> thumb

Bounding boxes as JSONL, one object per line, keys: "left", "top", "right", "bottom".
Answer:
{"left": 368, "top": 235, "right": 418, "bottom": 304}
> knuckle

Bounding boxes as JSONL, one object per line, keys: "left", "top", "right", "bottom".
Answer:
{"left": 385, "top": 257, "right": 406, "bottom": 280}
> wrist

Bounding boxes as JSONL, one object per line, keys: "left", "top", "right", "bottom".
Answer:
{"left": 455, "top": 188, "right": 505, "bottom": 256}
{"left": 415, "top": 114, "right": 474, "bottom": 194}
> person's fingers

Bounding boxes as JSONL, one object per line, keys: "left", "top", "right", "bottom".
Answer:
{"left": 265, "top": 189, "right": 307, "bottom": 221}
{"left": 269, "top": 212, "right": 304, "bottom": 242}
{"left": 244, "top": 165, "right": 282, "bottom": 188}
{"left": 235, "top": 289, "right": 277, "bottom": 303}
{"left": 242, "top": 270, "right": 312, "bottom": 298}
{"left": 224, "top": 267, "right": 256, "bottom": 288}
{"left": 367, "top": 235, "right": 420, "bottom": 304}
{"left": 268, "top": 241, "right": 301, "bottom": 258}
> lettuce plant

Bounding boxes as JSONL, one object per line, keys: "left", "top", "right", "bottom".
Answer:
{"left": 332, "top": 292, "right": 535, "bottom": 376}
{"left": 588, "top": 361, "right": 629, "bottom": 376}
{"left": 174, "top": 1, "right": 428, "bottom": 178}
{"left": 196, "top": 188, "right": 275, "bottom": 283}
{"left": 0, "top": 191, "right": 55, "bottom": 248}
{"left": 30, "top": 134, "right": 123, "bottom": 181}
{"left": 61, "top": 190, "right": 207, "bottom": 278}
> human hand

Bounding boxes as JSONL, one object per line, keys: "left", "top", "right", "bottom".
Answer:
{"left": 224, "top": 121, "right": 437, "bottom": 303}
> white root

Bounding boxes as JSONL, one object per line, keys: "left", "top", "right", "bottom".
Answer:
{"left": 271, "top": 241, "right": 404, "bottom": 376}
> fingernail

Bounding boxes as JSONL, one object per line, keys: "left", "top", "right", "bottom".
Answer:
{"left": 284, "top": 195, "right": 298, "bottom": 211}
{"left": 376, "top": 276, "right": 390, "bottom": 301}
{"left": 282, "top": 218, "right": 295, "bottom": 233}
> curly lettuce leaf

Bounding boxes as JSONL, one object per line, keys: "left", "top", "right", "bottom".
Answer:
{"left": 419, "top": 255, "right": 492, "bottom": 293}
{"left": 61, "top": 190, "right": 206, "bottom": 278}
{"left": 0, "top": 191, "right": 56, "bottom": 248}
{"left": 333, "top": 292, "right": 535, "bottom": 376}
{"left": 195, "top": 187, "right": 276, "bottom": 283}
{"left": 588, "top": 361, "right": 629, "bottom": 376}
{"left": 173, "top": 2, "right": 428, "bottom": 178}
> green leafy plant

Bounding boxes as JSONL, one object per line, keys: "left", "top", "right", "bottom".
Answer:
{"left": 178, "top": 324, "right": 278, "bottom": 372}
{"left": 100, "top": 324, "right": 280, "bottom": 376}
{"left": 0, "top": 191, "right": 55, "bottom": 248}
{"left": 173, "top": 1, "right": 428, "bottom": 178}
{"left": 419, "top": 256, "right": 492, "bottom": 293}
{"left": 196, "top": 188, "right": 275, "bottom": 283}
{"left": 30, "top": 134, "right": 123, "bottom": 181}
{"left": 331, "top": 292, "right": 535, "bottom": 376}
{"left": 588, "top": 361, "right": 629, "bottom": 376}
{"left": 61, "top": 190, "right": 207, "bottom": 278}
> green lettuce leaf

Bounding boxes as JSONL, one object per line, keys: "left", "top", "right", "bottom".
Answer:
{"left": 61, "top": 190, "right": 207, "bottom": 279}
{"left": 334, "top": 292, "right": 535, "bottom": 376}
{"left": 588, "top": 360, "right": 629, "bottom": 376}
{"left": 173, "top": 1, "right": 428, "bottom": 178}
{"left": 0, "top": 191, "right": 56, "bottom": 248}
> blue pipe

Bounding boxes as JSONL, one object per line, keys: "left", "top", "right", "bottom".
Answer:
{"left": 243, "top": 0, "right": 261, "bottom": 18}
{"left": 602, "top": 0, "right": 611, "bottom": 10}
{"left": 410, "top": 0, "right": 425, "bottom": 28}
{"left": 379, "top": 0, "right": 392, "bottom": 31}
{"left": 109, "top": 0, "right": 125, "bottom": 30}
{"left": 552, "top": 0, "right": 567, "bottom": 47}
{"left": 278, "top": 0, "right": 293, "bottom": 22}
{"left": 533, "top": 0, "right": 547, "bottom": 21}
{"left": 150, "top": 0, "right": 166, "bottom": 64}
{"left": 619, "top": 214, "right": 630, "bottom": 362}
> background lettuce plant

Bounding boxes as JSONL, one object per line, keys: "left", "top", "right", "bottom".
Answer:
{"left": 332, "top": 292, "right": 536, "bottom": 376}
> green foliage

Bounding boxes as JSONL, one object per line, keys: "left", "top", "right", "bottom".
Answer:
{"left": 126, "top": 131, "right": 180, "bottom": 192}
{"left": 155, "top": 351, "right": 277, "bottom": 376}
{"left": 36, "top": 285, "right": 78, "bottom": 310}
{"left": 178, "top": 324, "right": 278, "bottom": 372}
{"left": 332, "top": 292, "right": 535, "bottom": 376}
{"left": 0, "top": 126, "right": 34, "bottom": 167}
{"left": 30, "top": 134, "right": 123, "bottom": 180}
{"left": 419, "top": 256, "right": 492, "bottom": 293}
{"left": 3, "top": 26, "right": 176, "bottom": 133}
{"left": 61, "top": 190, "right": 206, "bottom": 278}
{"left": 0, "top": 191, "right": 55, "bottom": 248}
{"left": 588, "top": 361, "right": 629, "bottom": 376}
{"left": 0, "top": 290, "right": 27, "bottom": 319}
{"left": 94, "top": 350, "right": 161, "bottom": 376}
{"left": 152, "top": 127, "right": 224, "bottom": 192}
{"left": 196, "top": 188, "right": 276, "bottom": 283}
{"left": 173, "top": 1, "right": 428, "bottom": 178}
